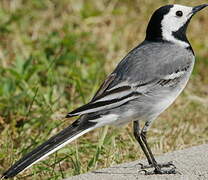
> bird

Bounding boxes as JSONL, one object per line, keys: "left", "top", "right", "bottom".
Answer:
{"left": 2, "top": 3, "right": 208, "bottom": 178}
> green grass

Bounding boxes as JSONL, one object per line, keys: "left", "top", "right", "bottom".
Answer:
{"left": 0, "top": 0, "right": 208, "bottom": 179}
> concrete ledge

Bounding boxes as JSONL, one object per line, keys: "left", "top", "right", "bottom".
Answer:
{"left": 66, "top": 144, "right": 208, "bottom": 180}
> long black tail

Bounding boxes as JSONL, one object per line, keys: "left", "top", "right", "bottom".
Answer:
{"left": 2, "top": 119, "right": 96, "bottom": 179}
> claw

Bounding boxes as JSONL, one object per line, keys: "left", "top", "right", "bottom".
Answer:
{"left": 137, "top": 163, "right": 145, "bottom": 169}
{"left": 158, "top": 161, "right": 175, "bottom": 168}
{"left": 138, "top": 169, "right": 147, "bottom": 175}
{"left": 143, "top": 167, "right": 176, "bottom": 175}
{"left": 154, "top": 167, "right": 177, "bottom": 175}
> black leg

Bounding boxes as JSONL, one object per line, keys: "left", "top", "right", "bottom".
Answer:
{"left": 133, "top": 120, "right": 177, "bottom": 175}
{"left": 141, "top": 131, "right": 175, "bottom": 168}
{"left": 133, "top": 121, "right": 152, "bottom": 165}
{"left": 141, "top": 131, "right": 157, "bottom": 164}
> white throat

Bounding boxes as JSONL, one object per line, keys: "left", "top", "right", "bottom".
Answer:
{"left": 161, "top": 30, "right": 189, "bottom": 48}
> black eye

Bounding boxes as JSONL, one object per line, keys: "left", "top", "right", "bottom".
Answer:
{"left": 176, "top": 11, "right": 183, "bottom": 17}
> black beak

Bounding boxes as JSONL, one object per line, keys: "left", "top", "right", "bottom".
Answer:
{"left": 192, "top": 4, "right": 208, "bottom": 14}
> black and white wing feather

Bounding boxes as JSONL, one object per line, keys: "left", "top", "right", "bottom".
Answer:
{"left": 66, "top": 74, "right": 143, "bottom": 118}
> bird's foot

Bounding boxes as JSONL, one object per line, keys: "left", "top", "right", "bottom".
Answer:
{"left": 141, "top": 166, "right": 177, "bottom": 175}
{"left": 138, "top": 161, "right": 175, "bottom": 169}
{"left": 138, "top": 161, "right": 179, "bottom": 175}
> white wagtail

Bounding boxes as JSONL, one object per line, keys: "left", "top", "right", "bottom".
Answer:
{"left": 2, "top": 4, "right": 208, "bottom": 178}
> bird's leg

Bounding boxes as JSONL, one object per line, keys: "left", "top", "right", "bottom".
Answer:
{"left": 139, "top": 122, "right": 176, "bottom": 175}
{"left": 133, "top": 120, "right": 176, "bottom": 175}
{"left": 133, "top": 121, "right": 153, "bottom": 165}
{"left": 140, "top": 131, "right": 175, "bottom": 169}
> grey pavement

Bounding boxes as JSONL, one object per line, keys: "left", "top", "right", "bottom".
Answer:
{"left": 66, "top": 144, "right": 208, "bottom": 180}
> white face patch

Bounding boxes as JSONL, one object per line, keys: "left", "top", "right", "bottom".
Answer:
{"left": 161, "top": 4, "right": 193, "bottom": 47}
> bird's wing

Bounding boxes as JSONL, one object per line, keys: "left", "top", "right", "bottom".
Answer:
{"left": 65, "top": 73, "right": 144, "bottom": 118}
{"left": 92, "top": 73, "right": 116, "bottom": 101}
{"left": 66, "top": 42, "right": 193, "bottom": 118}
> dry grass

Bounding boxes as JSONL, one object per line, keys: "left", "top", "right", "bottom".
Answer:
{"left": 0, "top": 0, "right": 208, "bottom": 179}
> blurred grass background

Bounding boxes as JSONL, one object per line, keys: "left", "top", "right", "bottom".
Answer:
{"left": 0, "top": 0, "right": 208, "bottom": 179}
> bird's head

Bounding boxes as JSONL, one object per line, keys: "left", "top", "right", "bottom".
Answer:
{"left": 145, "top": 4, "right": 208, "bottom": 47}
